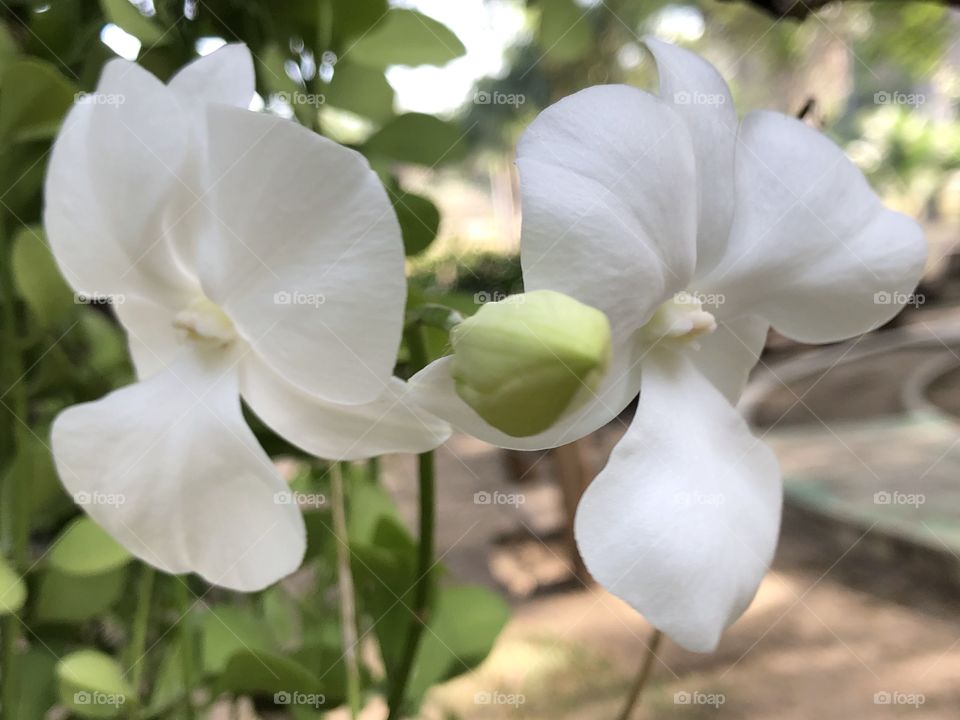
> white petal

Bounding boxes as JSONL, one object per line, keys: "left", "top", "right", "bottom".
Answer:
{"left": 689, "top": 314, "right": 769, "bottom": 404}
{"left": 113, "top": 294, "right": 184, "bottom": 379}
{"left": 701, "top": 111, "right": 927, "bottom": 343}
{"left": 44, "top": 59, "right": 198, "bottom": 306}
{"left": 644, "top": 37, "right": 738, "bottom": 277}
{"left": 241, "top": 356, "right": 450, "bottom": 460}
{"left": 407, "top": 337, "right": 645, "bottom": 451}
{"left": 168, "top": 43, "right": 255, "bottom": 108}
{"left": 197, "top": 105, "right": 406, "bottom": 404}
{"left": 51, "top": 345, "right": 305, "bottom": 592}
{"left": 575, "top": 348, "right": 782, "bottom": 652}
{"left": 517, "top": 84, "right": 698, "bottom": 345}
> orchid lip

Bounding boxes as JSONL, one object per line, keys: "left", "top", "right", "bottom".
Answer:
{"left": 642, "top": 292, "right": 718, "bottom": 344}
{"left": 173, "top": 296, "right": 237, "bottom": 345}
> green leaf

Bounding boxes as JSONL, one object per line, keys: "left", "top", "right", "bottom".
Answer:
{"left": 330, "top": 0, "right": 389, "bottom": 45}
{"left": 12, "top": 225, "right": 74, "bottom": 329}
{"left": 263, "top": 587, "right": 303, "bottom": 650}
{"left": 3, "top": 431, "right": 72, "bottom": 532}
{"left": 364, "top": 113, "right": 466, "bottom": 166}
{"left": 350, "top": 9, "right": 465, "bottom": 68}
{"left": 0, "top": 59, "right": 76, "bottom": 144}
{"left": 57, "top": 649, "right": 134, "bottom": 719}
{"left": 0, "top": 555, "right": 26, "bottom": 615}
{"left": 393, "top": 190, "right": 440, "bottom": 256}
{"left": 34, "top": 567, "right": 126, "bottom": 623}
{"left": 218, "top": 649, "right": 323, "bottom": 696}
{"left": 0, "top": 25, "right": 20, "bottom": 80}
{"left": 537, "top": 0, "right": 593, "bottom": 65}
{"left": 202, "top": 606, "right": 276, "bottom": 675}
{"left": 19, "top": 647, "right": 58, "bottom": 720}
{"left": 407, "top": 585, "right": 510, "bottom": 702}
{"left": 100, "top": 0, "right": 168, "bottom": 45}
{"left": 324, "top": 62, "right": 394, "bottom": 123}
{"left": 48, "top": 517, "right": 132, "bottom": 577}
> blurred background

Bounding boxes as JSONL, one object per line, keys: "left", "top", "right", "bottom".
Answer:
{"left": 2, "top": 0, "right": 960, "bottom": 718}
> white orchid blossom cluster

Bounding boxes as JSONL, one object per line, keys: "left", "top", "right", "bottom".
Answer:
{"left": 48, "top": 39, "right": 925, "bottom": 652}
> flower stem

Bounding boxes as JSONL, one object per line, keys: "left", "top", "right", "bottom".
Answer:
{"left": 616, "top": 628, "right": 663, "bottom": 720}
{"left": 173, "top": 579, "right": 197, "bottom": 720}
{"left": 385, "top": 326, "right": 436, "bottom": 720}
{"left": 330, "top": 462, "right": 361, "bottom": 718}
{"left": 0, "top": 212, "right": 27, "bottom": 717}
{"left": 126, "top": 564, "right": 155, "bottom": 715}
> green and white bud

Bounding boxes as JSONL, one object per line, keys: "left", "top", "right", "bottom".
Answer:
{"left": 449, "top": 290, "right": 612, "bottom": 437}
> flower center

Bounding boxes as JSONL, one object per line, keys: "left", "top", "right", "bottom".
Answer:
{"left": 173, "top": 297, "right": 236, "bottom": 346}
{"left": 642, "top": 292, "right": 717, "bottom": 344}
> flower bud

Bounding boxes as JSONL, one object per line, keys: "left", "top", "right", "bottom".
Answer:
{"left": 449, "top": 290, "right": 612, "bottom": 437}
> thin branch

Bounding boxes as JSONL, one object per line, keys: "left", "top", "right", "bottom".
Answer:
{"left": 723, "top": 0, "right": 960, "bottom": 20}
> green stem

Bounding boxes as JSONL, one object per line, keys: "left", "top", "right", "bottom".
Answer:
{"left": 330, "top": 462, "right": 361, "bottom": 718}
{"left": 386, "top": 326, "right": 435, "bottom": 720}
{"left": 126, "top": 565, "right": 155, "bottom": 716}
{"left": 616, "top": 628, "right": 663, "bottom": 720}
{"left": 0, "top": 210, "right": 26, "bottom": 717}
{"left": 173, "top": 580, "right": 197, "bottom": 720}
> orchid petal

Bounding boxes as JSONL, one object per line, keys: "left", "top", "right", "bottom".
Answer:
{"left": 51, "top": 345, "right": 305, "bottom": 592}
{"left": 168, "top": 43, "right": 255, "bottom": 108}
{"left": 241, "top": 356, "right": 450, "bottom": 460}
{"left": 689, "top": 314, "right": 769, "bottom": 404}
{"left": 575, "top": 348, "right": 781, "bottom": 652}
{"left": 644, "top": 37, "right": 737, "bottom": 277}
{"left": 44, "top": 60, "right": 198, "bottom": 306}
{"left": 196, "top": 105, "right": 405, "bottom": 405}
{"left": 517, "top": 84, "right": 698, "bottom": 345}
{"left": 701, "top": 111, "right": 927, "bottom": 343}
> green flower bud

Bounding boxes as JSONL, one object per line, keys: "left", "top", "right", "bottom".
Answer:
{"left": 450, "top": 290, "right": 612, "bottom": 437}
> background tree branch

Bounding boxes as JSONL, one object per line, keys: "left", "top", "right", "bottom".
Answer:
{"left": 725, "top": 0, "right": 960, "bottom": 20}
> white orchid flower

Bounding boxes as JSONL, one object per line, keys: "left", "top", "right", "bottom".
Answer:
{"left": 411, "top": 39, "right": 926, "bottom": 650}
{"left": 46, "top": 45, "right": 448, "bottom": 591}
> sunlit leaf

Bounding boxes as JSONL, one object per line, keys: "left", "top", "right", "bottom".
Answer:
{"left": 350, "top": 9, "right": 465, "bottom": 68}
{"left": 537, "top": 0, "right": 593, "bottom": 66}
{"left": 57, "top": 649, "right": 134, "bottom": 719}
{"left": 12, "top": 225, "right": 74, "bottom": 329}
{"left": 48, "top": 517, "right": 132, "bottom": 577}
{"left": 0, "top": 555, "right": 26, "bottom": 615}
{"left": 0, "top": 59, "right": 76, "bottom": 144}
{"left": 364, "top": 113, "right": 466, "bottom": 166}
{"left": 34, "top": 567, "right": 126, "bottom": 623}
{"left": 324, "top": 61, "right": 394, "bottom": 123}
